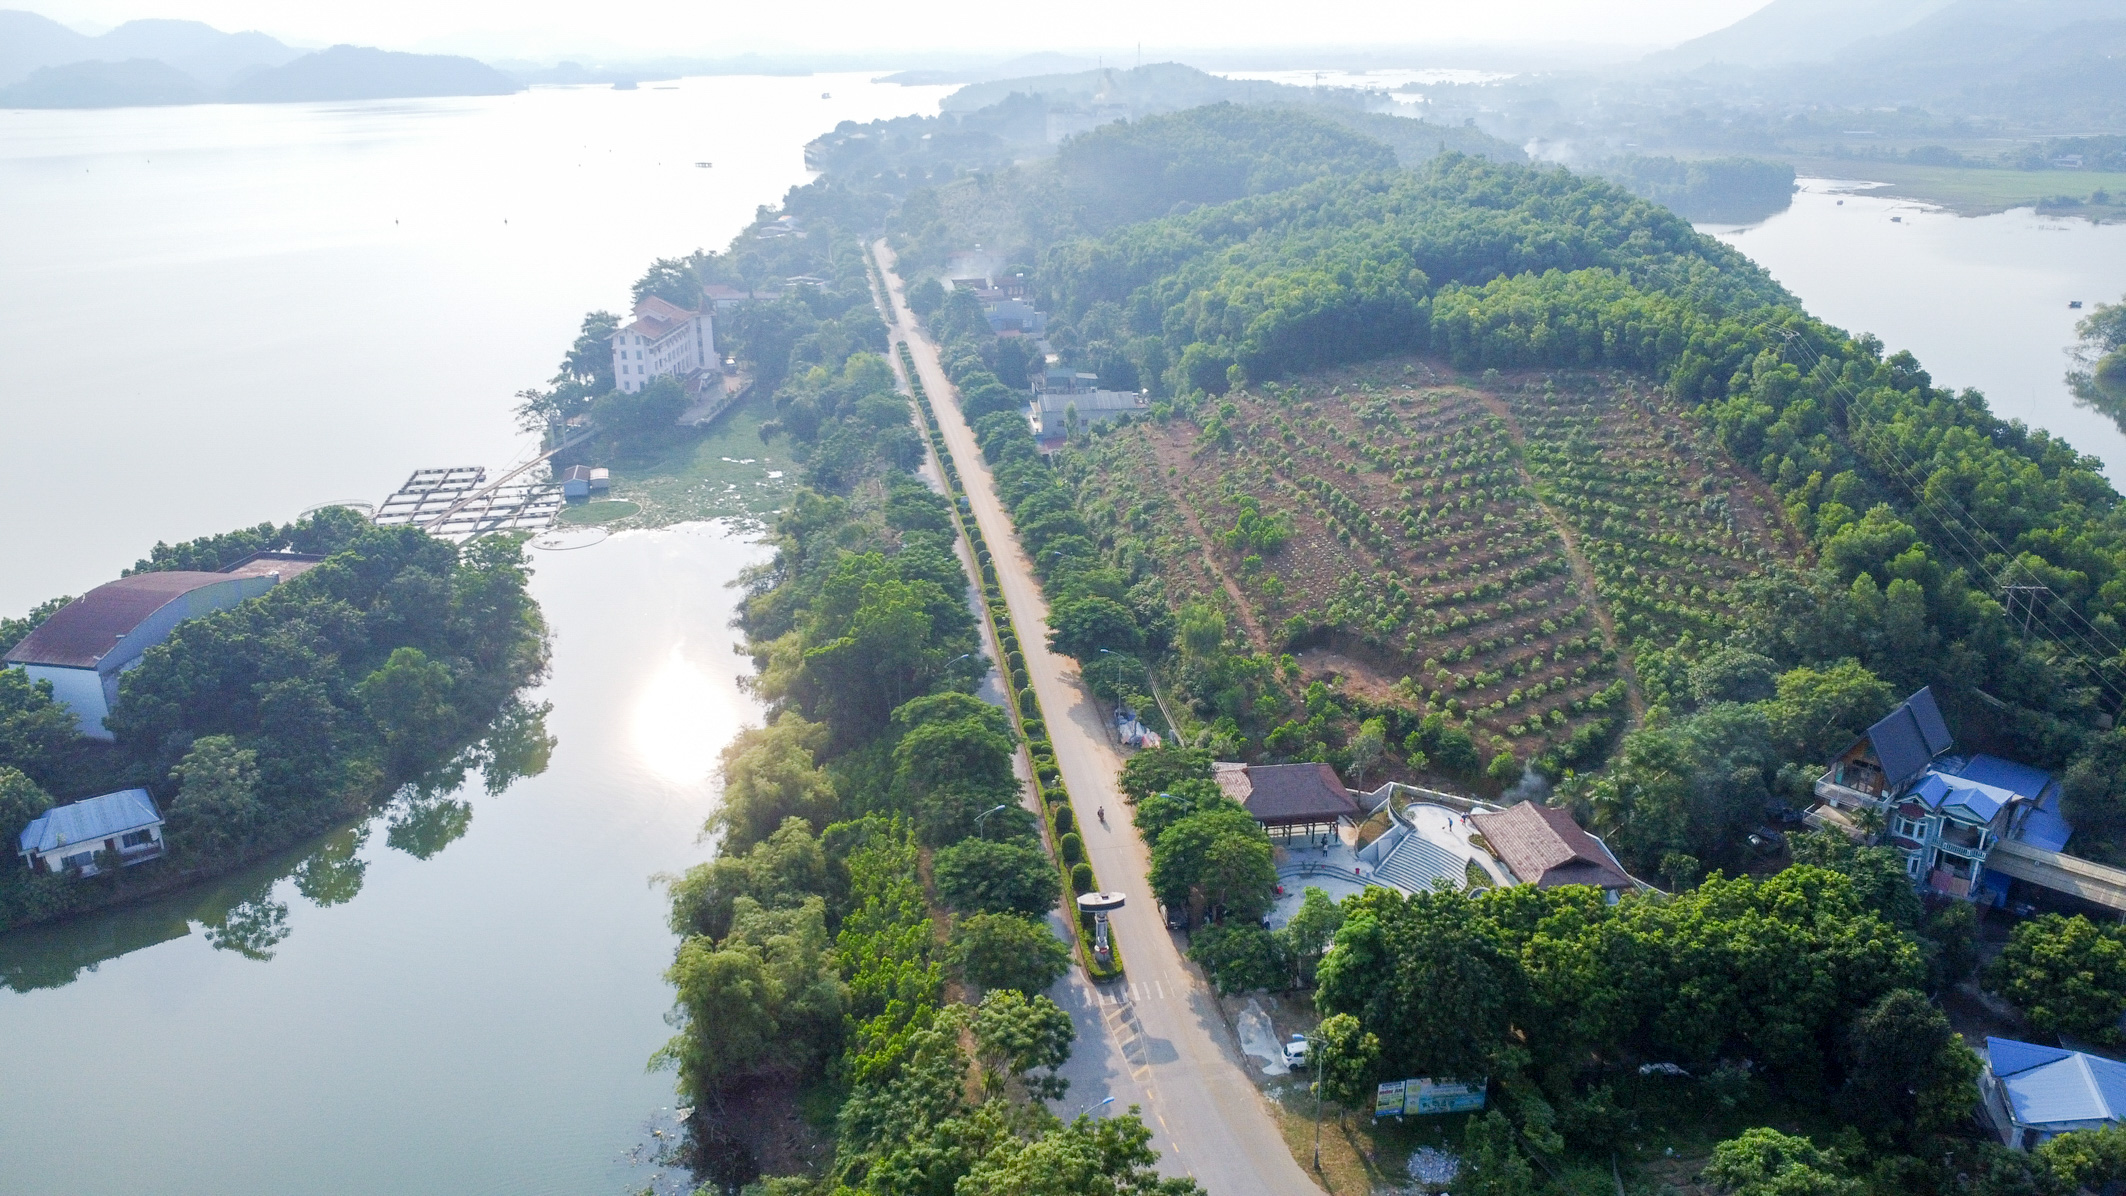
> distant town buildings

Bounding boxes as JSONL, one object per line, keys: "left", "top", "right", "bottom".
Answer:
{"left": 609, "top": 296, "right": 715, "bottom": 396}
{"left": 3, "top": 553, "right": 320, "bottom": 739}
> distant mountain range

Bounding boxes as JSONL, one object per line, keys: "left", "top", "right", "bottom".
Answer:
{"left": 0, "top": 10, "right": 521, "bottom": 107}
{"left": 1642, "top": 0, "right": 2126, "bottom": 123}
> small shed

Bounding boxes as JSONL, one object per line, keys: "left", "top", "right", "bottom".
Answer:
{"left": 588, "top": 467, "right": 611, "bottom": 493}
{"left": 559, "top": 465, "right": 594, "bottom": 499}
{"left": 18, "top": 788, "right": 165, "bottom": 876}
{"left": 1982, "top": 1037, "right": 2126, "bottom": 1148}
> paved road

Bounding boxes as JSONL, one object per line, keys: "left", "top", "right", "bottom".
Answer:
{"left": 875, "top": 242, "right": 1324, "bottom": 1196}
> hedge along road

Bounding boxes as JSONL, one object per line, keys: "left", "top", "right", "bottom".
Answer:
{"left": 874, "top": 241, "right": 1325, "bottom": 1196}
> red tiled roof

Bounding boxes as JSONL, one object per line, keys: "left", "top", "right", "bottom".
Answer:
{"left": 4, "top": 573, "right": 238, "bottom": 669}
{"left": 1469, "top": 802, "right": 1634, "bottom": 890}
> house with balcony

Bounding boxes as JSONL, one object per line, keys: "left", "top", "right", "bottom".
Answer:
{"left": 18, "top": 788, "right": 165, "bottom": 876}
{"left": 1810, "top": 687, "right": 2094, "bottom": 906}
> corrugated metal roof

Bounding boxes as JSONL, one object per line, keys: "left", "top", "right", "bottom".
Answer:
{"left": 1989, "top": 1037, "right": 2126, "bottom": 1129}
{"left": 1912, "top": 772, "right": 2015, "bottom": 822}
{"left": 3, "top": 573, "right": 240, "bottom": 669}
{"left": 1908, "top": 686, "right": 1955, "bottom": 755}
{"left": 1955, "top": 754, "right": 2059, "bottom": 803}
{"left": 18, "top": 788, "right": 162, "bottom": 855}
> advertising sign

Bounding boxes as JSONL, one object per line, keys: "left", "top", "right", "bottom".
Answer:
{"left": 1409, "top": 1078, "right": 1488, "bottom": 1114}
{"left": 1374, "top": 1080, "right": 1407, "bottom": 1117}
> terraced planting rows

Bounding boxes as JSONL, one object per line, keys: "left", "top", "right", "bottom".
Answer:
{"left": 1504, "top": 377, "right": 1802, "bottom": 648}
{"left": 1073, "top": 360, "right": 1802, "bottom": 762}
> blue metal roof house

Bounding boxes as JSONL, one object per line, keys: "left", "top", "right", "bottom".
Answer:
{"left": 18, "top": 788, "right": 165, "bottom": 877}
{"left": 1982, "top": 1037, "right": 2126, "bottom": 1148}
{"left": 1810, "top": 687, "right": 2079, "bottom": 906}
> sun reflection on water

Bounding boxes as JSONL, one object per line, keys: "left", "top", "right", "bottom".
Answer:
{"left": 633, "top": 645, "right": 738, "bottom": 784}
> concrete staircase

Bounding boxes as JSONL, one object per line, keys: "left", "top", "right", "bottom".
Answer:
{"left": 1372, "top": 832, "right": 1465, "bottom": 894}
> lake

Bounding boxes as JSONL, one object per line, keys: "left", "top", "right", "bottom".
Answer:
{"left": 1704, "top": 178, "right": 2126, "bottom": 482}
{"left": 0, "top": 74, "right": 946, "bottom": 1195}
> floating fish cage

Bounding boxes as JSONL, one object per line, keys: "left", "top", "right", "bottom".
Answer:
{"left": 374, "top": 465, "right": 564, "bottom": 542}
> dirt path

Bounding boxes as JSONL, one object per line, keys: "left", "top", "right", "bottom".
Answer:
{"left": 1478, "top": 392, "right": 1648, "bottom": 722}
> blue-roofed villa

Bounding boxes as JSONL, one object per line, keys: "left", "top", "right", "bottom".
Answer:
{"left": 1810, "top": 687, "right": 2126, "bottom": 913}
{"left": 1981, "top": 1037, "right": 2126, "bottom": 1148}
{"left": 17, "top": 788, "right": 165, "bottom": 877}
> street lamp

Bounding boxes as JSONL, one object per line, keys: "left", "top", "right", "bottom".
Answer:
{"left": 1076, "top": 1095, "right": 1115, "bottom": 1120}
{"left": 974, "top": 803, "right": 1010, "bottom": 838}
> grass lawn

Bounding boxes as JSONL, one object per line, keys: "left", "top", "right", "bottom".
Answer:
{"left": 1788, "top": 158, "right": 2126, "bottom": 219}
{"left": 557, "top": 500, "right": 640, "bottom": 525}
{"left": 580, "top": 394, "right": 796, "bottom": 532}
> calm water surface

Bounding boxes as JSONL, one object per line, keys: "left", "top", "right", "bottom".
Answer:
{"left": 1705, "top": 179, "right": 2126, "bottom": 482}
{"left": 0, "top": 73, "right": 949, "bottom": 614}
{"left": 0, "top": 74, "right": 946, "bottom": 1195}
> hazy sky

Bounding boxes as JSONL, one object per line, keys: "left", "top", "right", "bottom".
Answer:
{"left": 33, "top": 0, "right": 1777, "bottom": 60}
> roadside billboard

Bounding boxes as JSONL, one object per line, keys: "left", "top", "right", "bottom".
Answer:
{"left": 1374, "top": 1080, "right": 1407, "bottom": 1117}
{"left": 1374, "top": 1077, "right": 1487, "bottom": 1117}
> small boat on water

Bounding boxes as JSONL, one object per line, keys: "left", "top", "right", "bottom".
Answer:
{"left": 821, "top": 91, "right": 832, "bottom": 99}
{"left": 2071, "top": 300, "right": 2084, "bottom": 309}
{"left": 1891, "top": 215, "right": 1902, "bottom": 222}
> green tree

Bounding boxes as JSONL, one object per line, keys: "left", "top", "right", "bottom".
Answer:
{"left": 906, "top": 277, "right": 945, "bottom": 317}
{"left": 2037, "top": 1125, "right": 2126, "bottom": 1192}
{"left": 1149, "top": 806, "right": 1275, "bottom": 921}
{"left": 955, "top": 1108, "right": 1206, "bottom": 1196}
{"left": 1702, "top": 1128, "right": 1860, "bottom": 1196}
{"left": 1312, "top": 1012, "right": 1381, "bottom": 1113}
{"left": 0, "top": 765, "right": 54, "bottom": 853}
{"left": 167, "top": 734, "right": 265, "bottom": 857}
{"left": 1277, "top": 886, "right": 1345, "bottom": 986}
{"left": 355, "top": 646, "right": 459, "bottom": 775}
{"left": 936, "top": 838, "right": 1062, "bottom": 917}
{"left": 666, "top": 816, "right": 827, "bottom": 941}
{"left": 1315, "top": 889, "right": 1513, "bottom": 1081}
{"left": 0, "top": 666, "right": 79, "bottom": 787}
{"left": 1188, "top": 923, "right": 1286, "bottom": 993}
{"left": 1454, "top": 1111, "right": 1536, "bottom": 1196}
{"left": 1117, "top": 745, "right": 1215, "bottom": 802}
{"left": 1840, "top": 988, "right": 1980, "bottom": 1140}
{"left": 712, "top": 714, "right": 838, "bottom": 854}
{"left": 952, "top": 911, "right": 1072, "bottom": 995}
{"left": 1987, "top": 914, "right": 2126, "bottom": 1042}
{"left": 1347, "top": 717, "right": 1387, "bottom": 786}
{"left": 1047, "top": 595, "right": 1142, "bottom": 662}
{"left": 1766, "top": 661, "right": 1894, "bottom": 762}
{"left": 973, "top": 987, "right": 1076, "bottom": 1098}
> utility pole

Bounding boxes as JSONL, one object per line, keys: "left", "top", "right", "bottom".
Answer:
{"left": 1311, "top": 1033, "right": 1325, "bottom": 1171}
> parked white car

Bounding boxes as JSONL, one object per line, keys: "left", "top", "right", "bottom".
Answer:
{"left": 1281, "top": 1035, "right": 1309, "bottom": 1067}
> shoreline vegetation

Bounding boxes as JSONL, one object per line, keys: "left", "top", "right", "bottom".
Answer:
{"left": 570, "top": 62, "right": 2126, "bottom": 1194}
{"left": 0, "top": 510, "right": 552, "bottom": 932}
{"left": 528, "top": 161, "right": 1190, "bottom": 1189}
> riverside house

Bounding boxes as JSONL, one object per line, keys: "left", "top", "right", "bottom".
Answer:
{"left": 18, "top": 788, "right": 165, "bottom": 876}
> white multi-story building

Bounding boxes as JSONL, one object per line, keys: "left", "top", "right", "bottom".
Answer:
{"left": 610, "top": 296, "right": 715, "bottom": 394}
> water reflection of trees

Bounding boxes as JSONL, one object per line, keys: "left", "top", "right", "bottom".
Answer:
{"left": 2070, "top": 295, "right": 2126, "bottom": 433}
{"left": 0, "top": 702, "right": 551, "bottom": 992}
